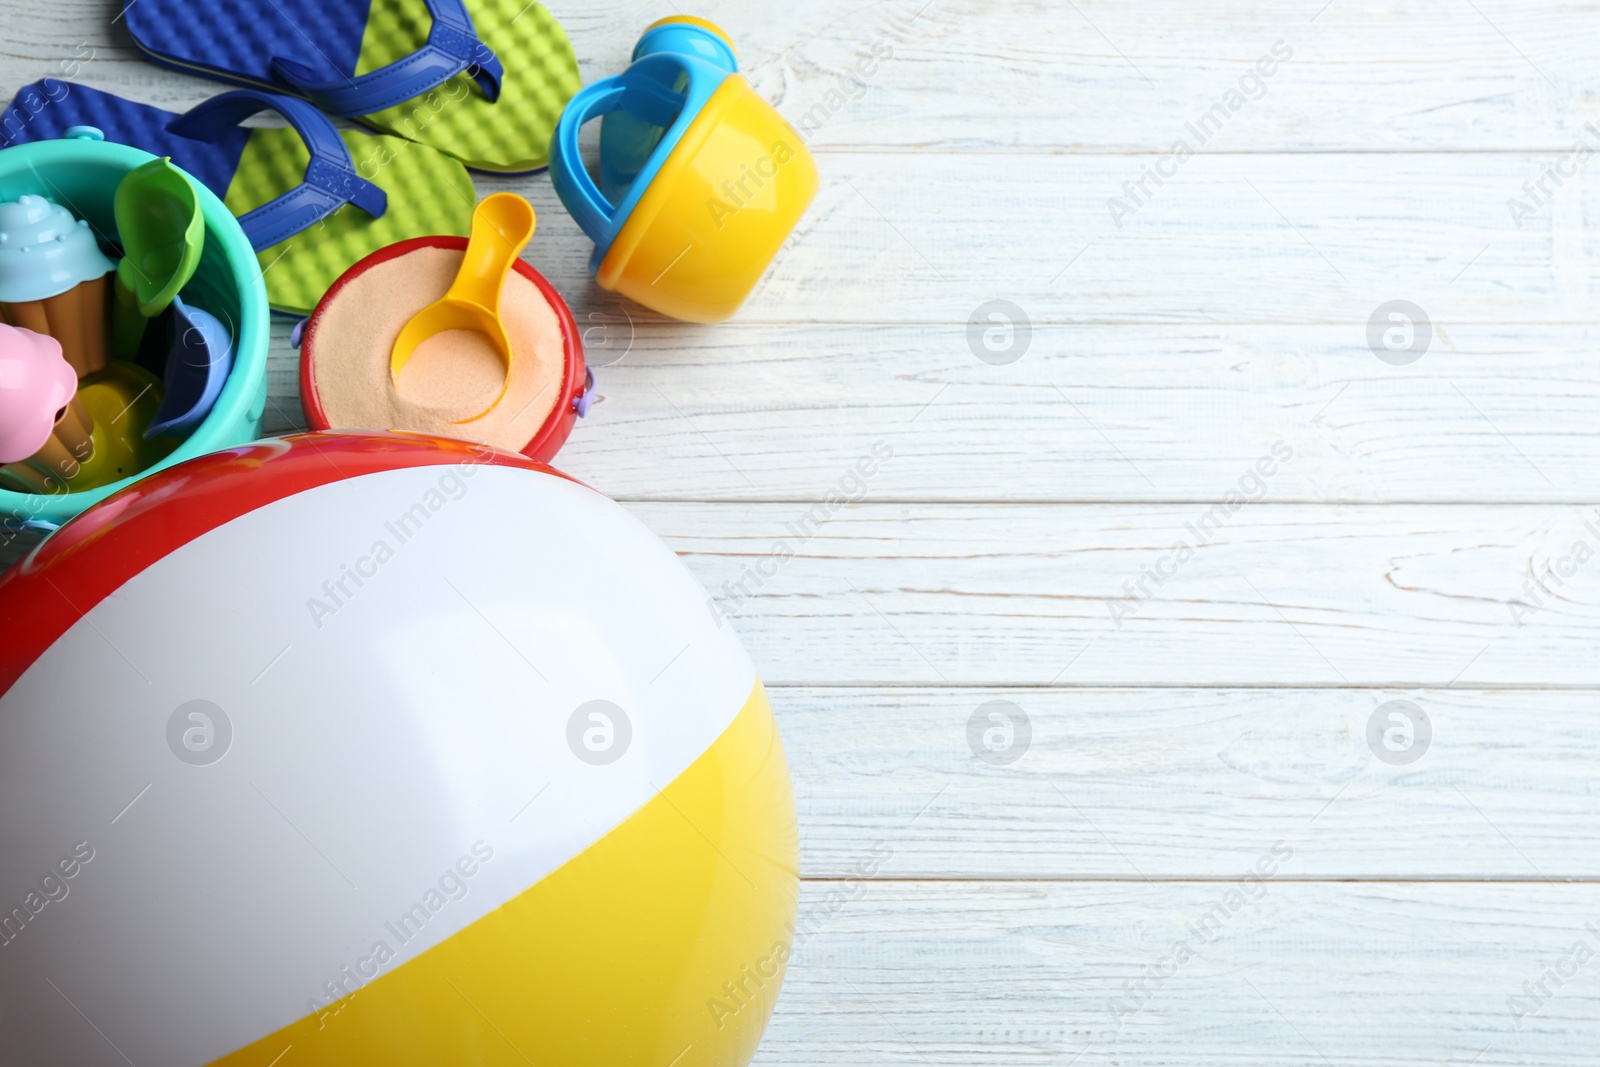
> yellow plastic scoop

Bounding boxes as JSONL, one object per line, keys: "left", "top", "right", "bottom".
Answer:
{"left": 389, "top": 193, "right": 535, "bottom": 422}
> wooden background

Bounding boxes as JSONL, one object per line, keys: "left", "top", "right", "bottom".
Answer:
{"left": 8, "top": 0, "right": 1600, "bottom": 1062}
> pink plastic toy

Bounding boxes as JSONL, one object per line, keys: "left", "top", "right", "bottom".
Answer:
{"left": 0, "top": 323, "right": 93, "bottom": 492}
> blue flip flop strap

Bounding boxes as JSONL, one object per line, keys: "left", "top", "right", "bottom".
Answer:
{"left": 266, "top": 0, "right": 503, "bottom": 117}
{"left": 167, "top": 90, "right": 388, "bottom": 252}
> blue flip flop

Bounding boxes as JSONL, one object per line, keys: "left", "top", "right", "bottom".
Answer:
{"left": 0, "top": 80, "right": 474, "bottom": 314}
{"left": 123, "top": 0, "right": 581, "bottom": 174}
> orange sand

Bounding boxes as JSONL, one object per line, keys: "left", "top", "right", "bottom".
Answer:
{"left": 309, "top": 247, "right": 565, "bottom": 451}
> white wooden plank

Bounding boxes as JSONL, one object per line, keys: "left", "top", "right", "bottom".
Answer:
{"left": 480, "top": 149, "right": 1598, "bottom": 326}
{"left": 742, "top": 0, "right": 1600, "bottom": 153}
{"left": 631, "top": 501, "right": 1600, "bottom": 687}
{"left": 504, "top": 323, "right": 1600, "bottom": 504}
{"left": 758, "top": 881, "right": 1600, "bottom": 1065}
{"left": 7, "top": 0, "right": 1597, "bottom": 152}
{"left": 14, "top": 492, "right": 1569, "bottom": 694}
{"left": 774, "top": 686, "right": 1600, "bottom": 879}
{"left": 261, "top": 316, "right": 1600, "bottom": 506}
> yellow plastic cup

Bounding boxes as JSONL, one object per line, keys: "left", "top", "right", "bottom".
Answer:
{"left": 551, "top": 19, "right": 818, "bottom": 323}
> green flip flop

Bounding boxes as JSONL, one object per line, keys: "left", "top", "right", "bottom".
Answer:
{"left": 222, "top": 122, "right": 477, "bottom": 313}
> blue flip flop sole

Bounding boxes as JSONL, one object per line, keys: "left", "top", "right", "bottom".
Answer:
{"left": 126, "top": 0, "right": 372, "bottom": 93}
{"left": 123, "top": 0, "right": 579, "bottom": 174}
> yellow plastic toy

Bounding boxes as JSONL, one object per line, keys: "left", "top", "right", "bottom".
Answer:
{"left": 67, "top": 361, "right": 177, "bottom": 490}
{"left": 389, "top": 193, "right": 535, "bottom": 420}
{"left": 551, "top": 17, "right": 819, "bottom": 323}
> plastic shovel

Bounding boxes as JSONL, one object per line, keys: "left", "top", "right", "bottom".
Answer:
{"left": 389, "top": 193, "right": 535, "bottom": 422}
{"left": 144, "top": 296, "right": 233, "bottom": 439}
{"left": 111, "top": 157, "right": 204, "bottom": 358}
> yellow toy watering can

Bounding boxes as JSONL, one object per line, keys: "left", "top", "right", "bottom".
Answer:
{"left": 550, "top": 17, "right": 818, "bottom": 323}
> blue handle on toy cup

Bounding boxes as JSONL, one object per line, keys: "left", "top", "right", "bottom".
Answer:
{"left": 550, "top": 52, "right": 730, "bottom": 265}
{"left": 167, "top": 90, "right": 388, "bottom": 251}
{"left": 632, "top": 20, "right": 738, "bottom": 72}
{"left": 551, "top": 82, "right": 631, "bottom": 248}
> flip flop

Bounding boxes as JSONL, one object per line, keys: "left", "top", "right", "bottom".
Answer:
{"left": 123, "top": 0, "right": 581, "bottom": 174}
{"left": 0, "top": 80, "right": 474, "bottom": 315}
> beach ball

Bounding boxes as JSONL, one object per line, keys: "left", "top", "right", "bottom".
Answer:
{"left": 0, "top": 432, "right": 798, "bottom": 1067}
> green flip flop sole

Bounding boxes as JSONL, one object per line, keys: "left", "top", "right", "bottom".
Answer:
{"left": 355, "top": 0, "right": 580, "bottom": 173}
{"left": 225, "top": 128, "right": 475, "bottom": 314}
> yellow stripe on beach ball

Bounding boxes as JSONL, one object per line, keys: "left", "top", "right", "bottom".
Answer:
{"left": 209, "top": 682, "right": 799, "bottom": 1067}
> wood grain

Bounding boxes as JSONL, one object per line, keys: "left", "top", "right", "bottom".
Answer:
{"left": 639, "top": 501, "right": 1600, "bottom": 687}
{"left": 494, "top": 149, "right": 1599, "bottom": 327}
{"left": 261, "top": 319, "right": 1600, "bottom": 505}
{"left": 751, "top": 0, "right": 1600, "bottom": 153}
{"left": 757, "top": 880, "right": 1600, "bottom": 1065}
{"left": 774, "top": 686, "right": 1600, "bottom": 879}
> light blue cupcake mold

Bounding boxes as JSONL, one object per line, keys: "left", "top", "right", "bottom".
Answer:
{"left": 0, "top": 193, "right": 115, "bottom": 301}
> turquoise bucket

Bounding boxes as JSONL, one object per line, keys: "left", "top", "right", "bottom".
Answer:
{"left": 0, "top": 126, "right": 268, "bottom": 529}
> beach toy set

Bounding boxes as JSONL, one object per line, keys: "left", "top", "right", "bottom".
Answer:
{"left": 295, "top": 16, "right": 815, "bottom": 458}
{"left": 0, "top": 14, "right": 812, "bottom": 476}
{"left": 0, "top": 10, "right": 817, "bottom": 1067}
{"left": 0, "top": 129, "right": 267, "bottom": 521}
{"left": 0, "top": 0, "right": 583, "bottom": 314}
{"left": 0, "top": 175, "right": 200, "bottom": 496}
{"left": 2, "top": 14, "right": 812, "bottom": 324}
